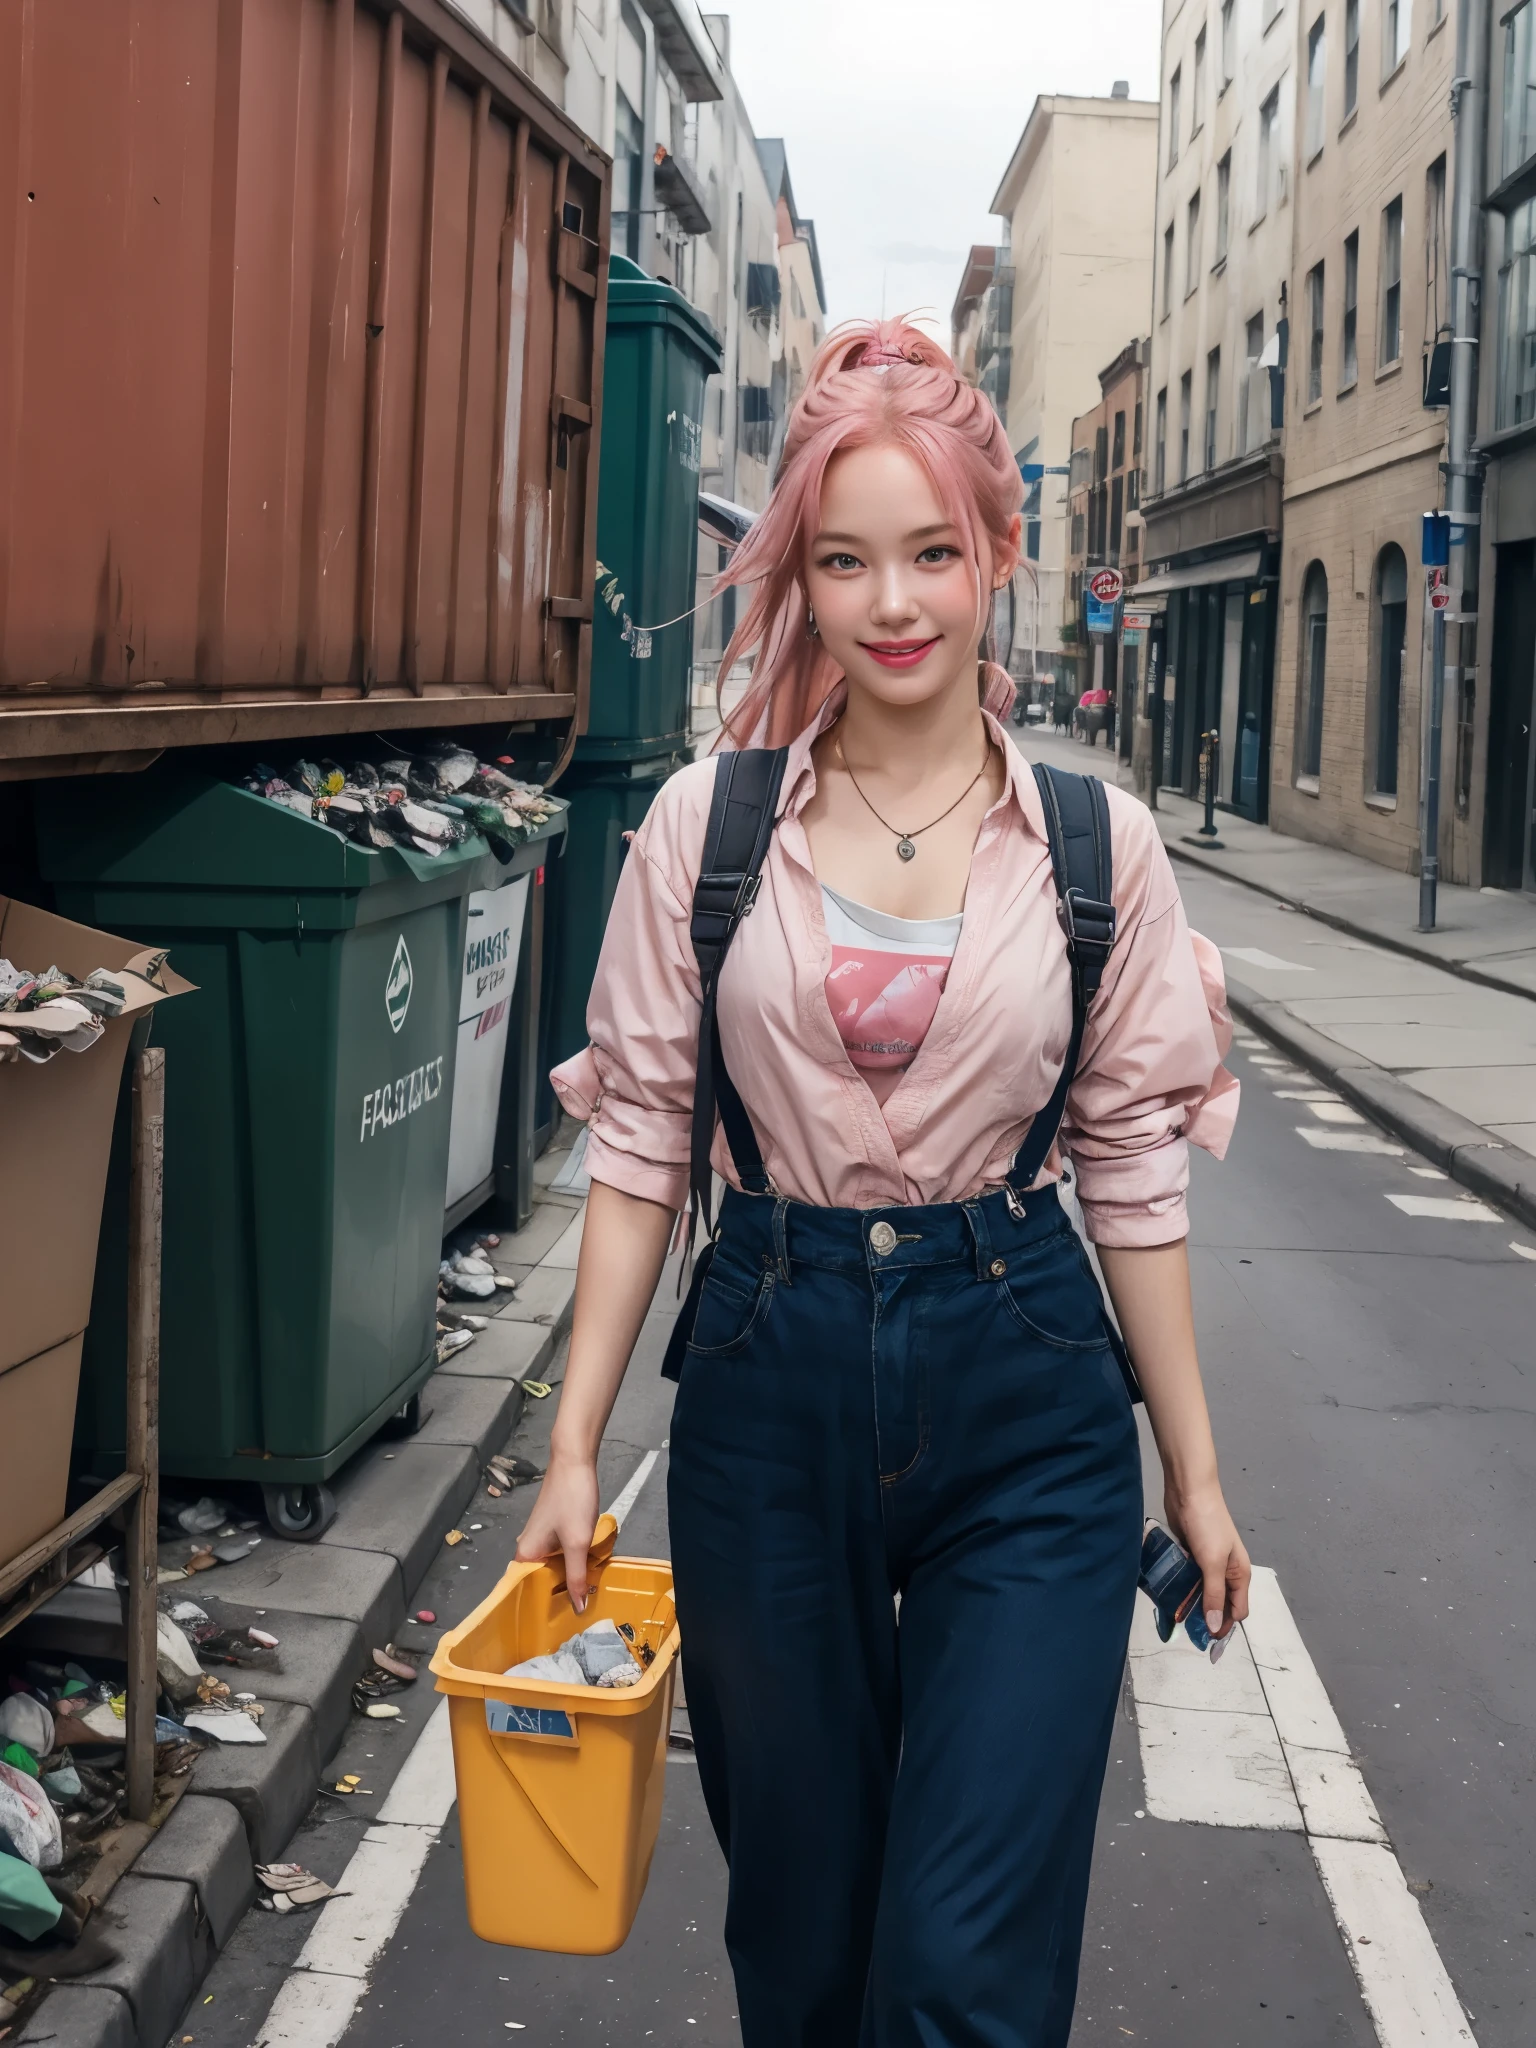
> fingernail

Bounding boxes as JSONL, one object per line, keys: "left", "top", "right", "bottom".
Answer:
{"left": 1205, "top": 1608, "right": 1223, "bottom": 1635}
{"left": 573, "top": 1594, "right": 586, "bottom": 1614}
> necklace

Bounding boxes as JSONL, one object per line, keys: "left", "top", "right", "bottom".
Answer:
{"left": 835, "top": 738, "right": 992, "bottom": 861}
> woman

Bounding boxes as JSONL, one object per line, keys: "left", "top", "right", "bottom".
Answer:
{"left": 523, "top": 320, "right": 1246, "bottom": 2046}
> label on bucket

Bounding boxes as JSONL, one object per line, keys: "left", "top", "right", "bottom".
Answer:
{"left": 486, "top": 1699, "right": 576, "bottom": 1743}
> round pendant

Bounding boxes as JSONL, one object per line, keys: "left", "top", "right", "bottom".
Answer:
{"left": 896, "top": 837, "right": 917, "bottom": 862}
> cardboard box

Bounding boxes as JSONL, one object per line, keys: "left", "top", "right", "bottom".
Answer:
{"left": 0, "top": 895, "right": 191, "bottom": 1375}
{"left": 0, "top": 1333, "right": 84, "bottom": 1566}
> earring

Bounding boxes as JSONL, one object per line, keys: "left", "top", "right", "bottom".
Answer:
{"left": 805, "top": 607, "right": 820, "bottom": 640}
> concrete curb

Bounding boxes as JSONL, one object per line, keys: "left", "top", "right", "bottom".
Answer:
{"left": 19, "top": 1198, "right": 581, "bottom": 2048}
{"left": 1164, "top": 834, "right": 1536, "bottom": 1007}
{"left": 1225, "top": 972, "right": 1536, "bottom": 1235}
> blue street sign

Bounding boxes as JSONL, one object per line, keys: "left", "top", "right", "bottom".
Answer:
{"left": 1086, "top": 593, "right": 1115, "bottom": 635}
{"left": 1421, "top": 511, "right": 1450, "bottom": 568}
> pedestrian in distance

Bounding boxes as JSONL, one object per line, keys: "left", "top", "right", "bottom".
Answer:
{"left": 520, "top": 317, "right": 1249, "bottom": 2046}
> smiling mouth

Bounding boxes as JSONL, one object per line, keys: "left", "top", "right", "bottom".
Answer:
{"left": 859, "top": 637, "right": 940, "bottom": 669}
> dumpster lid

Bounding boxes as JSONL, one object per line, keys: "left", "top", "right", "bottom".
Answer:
{"left": 606, "top": 255, "right": 723, "bottom": 369}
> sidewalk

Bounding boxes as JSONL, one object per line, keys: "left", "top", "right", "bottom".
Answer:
{"left": 1025, "top": 725, "right": 1536, "bottom": 1231}
{"left": 16, "top": 1146, "right": 587, "bottom": 2048}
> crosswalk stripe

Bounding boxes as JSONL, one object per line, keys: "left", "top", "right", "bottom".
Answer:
{"left": 1128, "top": 1568, "right": 1477, "bottom": 2044}
{"left": 1386, "top": 1193, "right": 1500, "bottom": 1221}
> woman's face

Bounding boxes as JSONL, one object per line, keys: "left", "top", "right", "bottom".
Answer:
{"left": 804, "top": 442, "right": 1019, "bottom": 713}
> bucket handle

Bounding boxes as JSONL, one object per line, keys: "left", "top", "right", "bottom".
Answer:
{"left": 542, "top": 1512, "right": 619, "bottom": 1599}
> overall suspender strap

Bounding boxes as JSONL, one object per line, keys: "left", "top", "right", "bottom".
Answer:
{"left": 1006, "top": 764, "right": 1117, "bottom": 1195}
{"left": 687, "top": 747, "right": 790, "bottom": 1240}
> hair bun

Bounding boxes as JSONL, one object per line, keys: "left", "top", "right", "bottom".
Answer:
{"left": 817, "top": 318, "right": 952, "bottom": 382}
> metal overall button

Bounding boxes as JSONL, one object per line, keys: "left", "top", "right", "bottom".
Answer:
{"left": 989, "top": 1258, "right": 1007, "bottom": 1278}
{"left": 869, "top": 1220, "right": 899, "bottom": 1256}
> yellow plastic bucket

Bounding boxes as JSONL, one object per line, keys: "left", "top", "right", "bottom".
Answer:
{"left": 429, "top": 1513, "right": 680, "bottom": 1954}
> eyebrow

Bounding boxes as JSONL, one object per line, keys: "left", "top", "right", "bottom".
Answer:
{"left": 812, "top": 522, "right": 959, "bottom": 545}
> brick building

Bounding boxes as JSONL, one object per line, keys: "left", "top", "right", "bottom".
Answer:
{"left": 1064, "top": 342, "right": 1149, "bottom": 742}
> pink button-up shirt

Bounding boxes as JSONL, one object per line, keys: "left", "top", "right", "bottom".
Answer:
{"left": 551, "top": 701, "right": 1238, "bottom": 1247}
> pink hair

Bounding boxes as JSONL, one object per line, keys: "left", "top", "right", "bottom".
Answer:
{"left": 712, "top": 317, "right": 1024, "bottom": 750}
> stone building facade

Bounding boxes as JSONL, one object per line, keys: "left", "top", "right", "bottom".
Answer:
{"left": 1269, "top": 0, "right": 1453, "bottom": 867}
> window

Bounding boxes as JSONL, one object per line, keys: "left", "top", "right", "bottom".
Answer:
{"left": 1307, "top": 15, "right": 1327, "bottom": 158}
{"left": 1205, "top": 348, "right": 1221, "bottom": 468}
{"left": 1299, "top": 563, "right": 1329, "bottom": 783}
{"left": 1342, "top": 229, "right": 1360, "bottom": 385}
{"left": 1244, "top": 311, "right": 1266, "bottom": 449}
{"left": 1307, "top": 262, "right": 1326, "bottom": 402}
{"left": 1504, "top": 1, "right": 1536, "bottom": 179}
{"left": 1179, "top": 370, "right": 1193, "bottom": 482}
{"left": 1093, "top": 423, "right": 1109, "bottom": 482}
{"left": 1071, "top": 509, "right": 1087, "bottom": 557}
{"left": 1128, "top": 466, "right": 1140, "bottom": 510}
{"left": 1169, "top": 66, "right": 1182, "bottom": 167}
{"left": 1133, "top": 398, "right": 1143, "bottom": 460}
{"left": 1258, "top": 89, "right": 1280, "bottom": 217}
{"left": 1384, "top": 0, "right": 1410, "bottom": 75}
{"left": 1193, "top": 28, "right": 1207, "bottom": 134}
{"left": 1110, "top": 474, "right": 1125, "bottom": 557}
{"left": 1425, "top": 154, "right": 1447, "bottom": 352}
{"left": 1373, "top": 545, "right": 1407, "bottom": 797}
{"left": 1216, "top": 152, "right": 1231, "bottom": 261}
{"left": 1344, "top": 0, "right": 1360, "bottom": 114}
{"left": 1112, "top": 408, "right": 1126, "bottom": 470}
{"left": 1155, "top": 386, "right": 1168, "bottom": 492}
{"left": 1496, "top": 197, "right": 1536, "bottom": 427}
{"left": 1164, "top": 221, "right": 1176, "bottom": 316}
{"left": 1187, "top": 190, "right": 1202, "bottom": 295}
{"left": 1380, "top": 197, "right": 1403, "bottom": 364}
{"left": 1221, "top": 0, "right": 1236, "bottom": 85}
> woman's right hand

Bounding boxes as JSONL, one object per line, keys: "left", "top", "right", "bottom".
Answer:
{"left": 514, "top": 1450, "right": 601, "bottom": 1611}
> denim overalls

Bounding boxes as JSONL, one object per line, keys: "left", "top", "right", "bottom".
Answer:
{"left": 665, "top": 755, "right": 1143, "bottom": 2045}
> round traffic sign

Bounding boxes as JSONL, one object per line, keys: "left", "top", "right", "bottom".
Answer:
{"left": 1430, "top": 587, "right": 1451, "bottom": 611}
{"left": 1089, "top": 568, "right": 1123, "bottom": 604}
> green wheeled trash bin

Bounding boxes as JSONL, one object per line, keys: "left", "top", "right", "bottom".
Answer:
{"left": 36, "top": 771, "right": 485, "bottom": 1540}
{"left": 549, "top": 257, "right": 721, "bottom": 1067}
{"left": 585, "top": 254, "right": 723, "bottom": 759}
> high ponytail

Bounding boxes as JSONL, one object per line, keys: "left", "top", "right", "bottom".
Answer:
{"left": 712, "top": 318, "right": 1023, "bottom": 749}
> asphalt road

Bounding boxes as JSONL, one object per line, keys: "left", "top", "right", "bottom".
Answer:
{"left": 183, "top": 903, "right": 1534, "bottom": 2047}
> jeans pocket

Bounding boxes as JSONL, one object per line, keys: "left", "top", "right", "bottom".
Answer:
{"left": 687, "top": 1265, "right": 777, "bottom": 1358}
{"left": 994, "top": 1235, "right": 1111, "bottom": 1352}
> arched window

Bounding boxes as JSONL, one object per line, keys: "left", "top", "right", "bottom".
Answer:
{"left": 1373, "top": 545, "right": 1408, "bottom": 796}
{"left": 1299, "top": 562, "right": 1328, "bottom": 783}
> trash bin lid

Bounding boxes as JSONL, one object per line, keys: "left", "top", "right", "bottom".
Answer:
{"left": 605, "top": 255, "right": 722, "bottom": 369}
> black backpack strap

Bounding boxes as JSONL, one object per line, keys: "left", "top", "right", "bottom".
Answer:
{"left": 687, "top": 747, "right": 789, "bottom": 1242}
{"left": 1006, "top": 764, "right": 1116, "bottom": 1195}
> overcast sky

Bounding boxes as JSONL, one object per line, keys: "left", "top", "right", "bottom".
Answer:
{"left": 716, "top": 0, "right": 1161, "bottom": 343}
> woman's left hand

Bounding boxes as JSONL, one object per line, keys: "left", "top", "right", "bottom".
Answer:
{"left": 1162, "top": 1481, "right": 1251, "bottom": 1640}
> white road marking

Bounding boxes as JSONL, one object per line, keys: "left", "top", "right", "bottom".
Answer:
{"left": 1410, "top": 1167, "right": 1448, "bottom": 1180}
{"left": 1387, "top": 1193, "right": 1501, "bottom": 1221}
{"left": 1308, "top": 1102, "right": 1365, "bottom": 1125}
{"left": 607, "top": 1449, "right": 660, "bottom": 1529}
{"left": 1223, "top": 946, "right": 1316, "bottom": 971}
{"left": 1312, "top": 1841, "right": 1477, "bottom": 2045}
{"left": 1296, "top": 1127, "right": 1405, "bottom": 1155}
{"left": 1277, "top": 1088, "right": 1344, "bottom": 1102}
{"left": 1510, "top": 1240, "right": 1536, "bottom": 1261}
{"left": 253, "top": 1443, "right": 666, "bottom": 2047}
{"left": 1130, "top": 1568, "right": 1477, "bottom": 2044}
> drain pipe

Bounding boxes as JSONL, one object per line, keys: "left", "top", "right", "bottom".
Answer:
{"left": 1420, "top": 0, "right": 1490, "bottom": 928}
{"left": 637, "top": 11, "right": 659, "bottom": 277}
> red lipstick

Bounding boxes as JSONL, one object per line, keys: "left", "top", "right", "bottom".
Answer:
{"left": 859, "top": 637, "right": 939, "bottom": 669}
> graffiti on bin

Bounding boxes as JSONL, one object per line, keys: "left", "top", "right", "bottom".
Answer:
{"left": 486, "top": 1699, "right": 577, "bottom": 1742}
{"left": 359, "top": 1056, "right": 446, "bottom": 1141}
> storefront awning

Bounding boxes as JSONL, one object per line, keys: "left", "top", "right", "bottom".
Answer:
{"left": 1130, "top": 549, "right": 1264, "bottom": 598}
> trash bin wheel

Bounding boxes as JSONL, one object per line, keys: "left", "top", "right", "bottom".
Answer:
{"left": 262, "top": 1482, "right": 338, "bottom": 1543}
{"left": 383, "top": 1391, "right": 428, "bottom": 1439}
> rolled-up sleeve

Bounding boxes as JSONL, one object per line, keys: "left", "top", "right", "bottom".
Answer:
{"left": 548, "top": 771, "right": 710, "bottom": 1211}
{"left": 1060, "top": 797, "right": 1239, "bottom": 1247}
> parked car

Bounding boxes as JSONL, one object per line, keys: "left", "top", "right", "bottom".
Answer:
{"left": 1073, "top": 689, "right": 1113, "bottom": 747}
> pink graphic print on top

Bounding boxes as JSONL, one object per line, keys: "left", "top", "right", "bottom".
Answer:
{"left": 821, "top": 886, "right": 962, "bottom": 1093}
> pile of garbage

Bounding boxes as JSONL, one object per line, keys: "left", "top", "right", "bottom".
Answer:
{"left": 156, "top": 1493, "right": 265, "bottom": 1580}
{"left": 505, "top": 1618, "right": 651, "bottom": 1692}
{"left": 0, "top": 1645, "right": 203, "bottom": 1987}
{"left": 241, "top": 741, "right": 565, "bottom": 863}
{"left": 0, "top": 961, "right": 126, "bottom": 1065}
